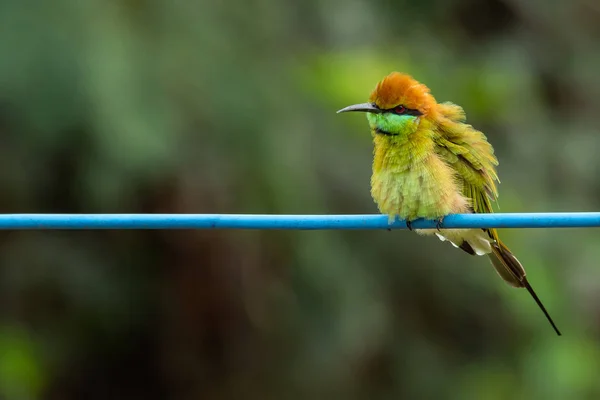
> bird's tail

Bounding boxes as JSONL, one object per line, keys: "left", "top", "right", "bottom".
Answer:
{"left": 488, "top": 240, "right": 561, "bottom": 336}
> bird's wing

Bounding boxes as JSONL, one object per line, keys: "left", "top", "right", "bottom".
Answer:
{"left": 433, "top": 102, "right": 500, "bottom": 239}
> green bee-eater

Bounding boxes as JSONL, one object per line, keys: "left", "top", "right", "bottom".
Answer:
{"left": 338, "top": 72, "right": 560, "bottom": 335}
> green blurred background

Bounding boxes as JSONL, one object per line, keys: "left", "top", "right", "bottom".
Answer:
{"left": 0, "top": 0, "right": 599, "bottom": 399}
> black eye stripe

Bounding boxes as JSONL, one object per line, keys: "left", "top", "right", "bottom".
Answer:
{"left": 384, "top": 106, "right": 422, "bottom": 116}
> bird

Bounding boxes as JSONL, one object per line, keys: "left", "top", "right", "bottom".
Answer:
{"left": 337, "top": 72, "right": 561, "bottom": 335}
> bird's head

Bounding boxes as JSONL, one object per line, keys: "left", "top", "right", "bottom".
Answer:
{"left": 338, "top": 72, "right": 436, "bottom": 137}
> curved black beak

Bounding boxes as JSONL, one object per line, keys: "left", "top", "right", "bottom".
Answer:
{"left": 337, "top": 102, "right": 382, "bottom": 114}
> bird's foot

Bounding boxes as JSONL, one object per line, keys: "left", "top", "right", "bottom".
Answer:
{"left": 387, "top": 215, "right": 397, "bottom": 231}
{"left": 435, "top": 217, "right": 445, "bottom": 232}
{"left": 406, "top": 220, "right": 413, "bottom": 231}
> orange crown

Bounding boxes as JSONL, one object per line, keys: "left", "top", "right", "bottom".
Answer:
{"left": 369, "top": 72, "right": 437, "bottom": 115}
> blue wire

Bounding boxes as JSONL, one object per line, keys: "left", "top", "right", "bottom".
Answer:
{"left": 0, "top": 213, "right": 597, "bottom": 229}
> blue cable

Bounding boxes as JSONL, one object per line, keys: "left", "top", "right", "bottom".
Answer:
{"left": 0, "top": 213, "right": 597, "bottom": 229}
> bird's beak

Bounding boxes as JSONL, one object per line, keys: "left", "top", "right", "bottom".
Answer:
{"left": 336, "top": 102, "right": 382, "bottom": 114}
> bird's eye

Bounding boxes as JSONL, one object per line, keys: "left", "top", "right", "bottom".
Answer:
{"left": 393, "top": 105, "right": 406, "bottom": 114}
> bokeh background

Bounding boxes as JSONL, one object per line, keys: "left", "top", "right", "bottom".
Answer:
{"left": 0, "top": 0, "right": 599, "bottom": 398}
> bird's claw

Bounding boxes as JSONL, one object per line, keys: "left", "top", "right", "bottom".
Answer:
{"left": 435, "top": 217, "right": 444, "bottom": 232}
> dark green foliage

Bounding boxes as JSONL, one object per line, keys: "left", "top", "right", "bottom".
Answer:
{"left": 0, "top": 0, "right": 599, "bottom": 399}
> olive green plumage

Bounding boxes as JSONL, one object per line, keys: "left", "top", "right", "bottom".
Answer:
{"left": 338, "top": 72, "right": 560, "bottom": 335}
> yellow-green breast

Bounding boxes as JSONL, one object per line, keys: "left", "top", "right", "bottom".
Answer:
{"left": 370, "top": 126, "right": 470, "bottom": 221}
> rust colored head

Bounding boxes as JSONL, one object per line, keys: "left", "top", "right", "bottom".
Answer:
{"left": 369, "top": 72, "right": 437, "bottom": 116}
